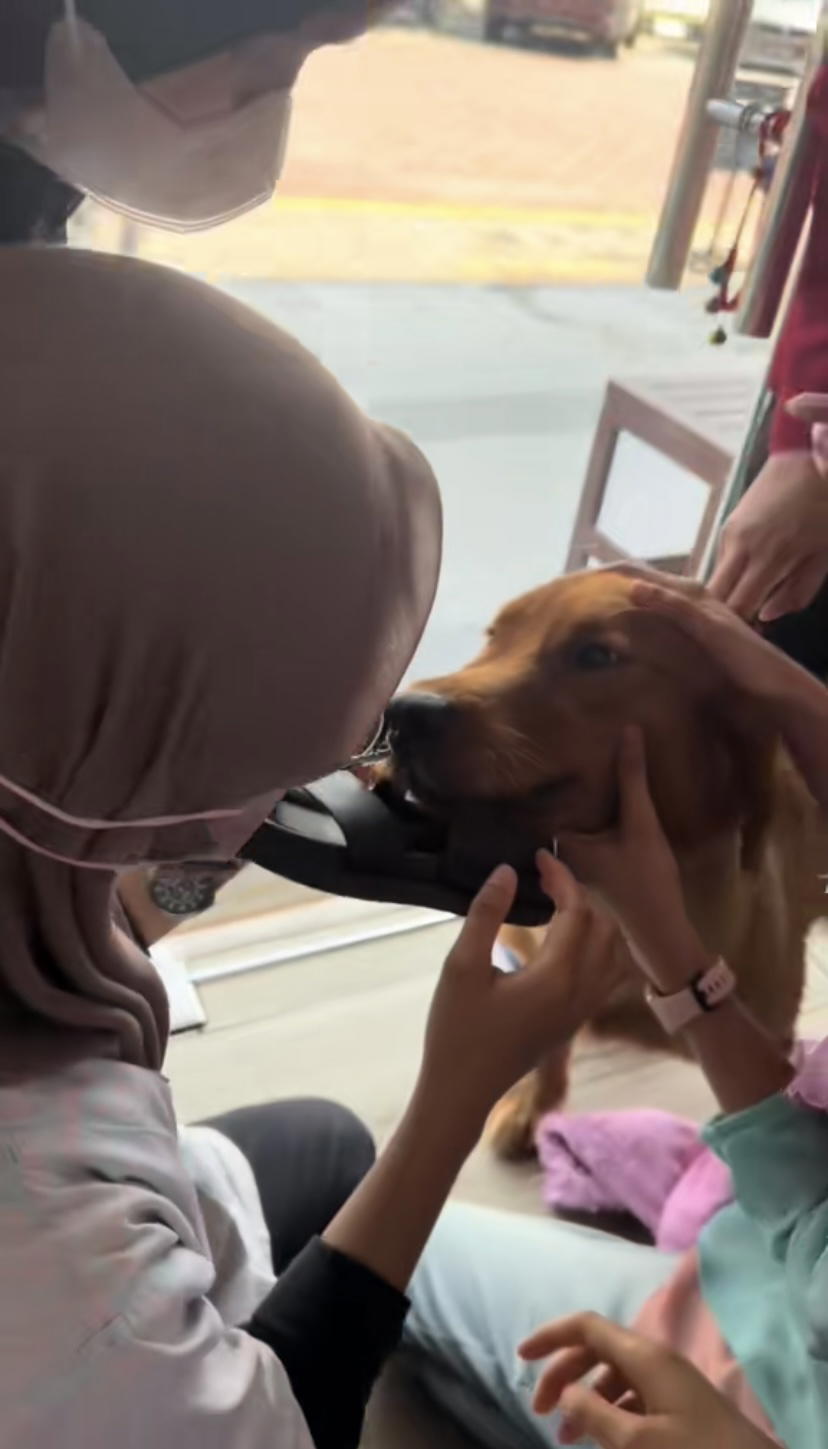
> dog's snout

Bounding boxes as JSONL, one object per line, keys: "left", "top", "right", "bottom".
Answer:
{"left": 386, "top": 693, "right": 456, "bottom": 761}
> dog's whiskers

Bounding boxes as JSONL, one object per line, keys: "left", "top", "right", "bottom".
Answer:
{"left": 486, "top": 724, "right": 549, "bottom": 791}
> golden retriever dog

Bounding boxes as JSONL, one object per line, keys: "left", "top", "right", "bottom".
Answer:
{"left": 387, "top": 570, "right": 828, "bottom": 1158}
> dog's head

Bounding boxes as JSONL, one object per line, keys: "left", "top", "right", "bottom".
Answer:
{"left": 386, "top": 572, "right": 775, "bottom": 865}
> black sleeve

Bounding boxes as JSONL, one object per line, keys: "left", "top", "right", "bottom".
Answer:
{"left": 245, "top": 1237, "right": 409, "bottom": 1449}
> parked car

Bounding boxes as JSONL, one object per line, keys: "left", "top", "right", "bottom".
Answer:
{"left": 740, "top": 0, "right": 820, "bottom": 76}
{"left": 483, "top": 0, "right": 643, "bottom": 55}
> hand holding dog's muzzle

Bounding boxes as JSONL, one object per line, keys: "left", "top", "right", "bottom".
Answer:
{"left": 555, "top": 727, "right": 700, "bottom": 995}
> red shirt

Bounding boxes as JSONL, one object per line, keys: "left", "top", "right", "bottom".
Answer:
{"left": 769, "top": 65, "right": 828, "bottom": 454}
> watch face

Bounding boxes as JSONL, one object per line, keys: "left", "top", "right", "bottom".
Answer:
{"left": 148, "top": 867, "right": 221, "bottom": 917}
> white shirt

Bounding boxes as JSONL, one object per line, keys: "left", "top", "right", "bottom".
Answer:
{"left": 0, "top": 1057, "right": 314, "bottom": 1449}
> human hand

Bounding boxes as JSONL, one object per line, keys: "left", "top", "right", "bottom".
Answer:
{"left": 419, "top": 852, "right": 623, "bottom": 1122}
{"left": 708, "top": 447, "right": 828, "bottom": 622}
{"left": 556, "top": 728, "right": 705, "bottom": 994}
{"left": 787, "top": 390, "right": 828, "bottom": 474}
{"left": 629, "top": 574, "right": 811, "bottom": 713}
{"left": 519, "top": 1312, "right": 778, "bottom": 1449}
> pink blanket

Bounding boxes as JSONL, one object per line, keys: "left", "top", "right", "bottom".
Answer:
{"left": 535, "top": 1109, "right": 732, "bottom": 1250}
{"left": 536, "top": 1042, "right": 817, "bottom": 1251}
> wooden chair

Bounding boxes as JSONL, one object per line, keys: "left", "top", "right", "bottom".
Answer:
{"left": 566, "top": 375, "right": 760, "bottom": 576}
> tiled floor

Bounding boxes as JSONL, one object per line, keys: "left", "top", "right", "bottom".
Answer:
{"left": 163, "top": 882, "right": 828, "bottom": 1446}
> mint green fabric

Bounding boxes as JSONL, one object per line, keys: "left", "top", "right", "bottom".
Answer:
{"left": 701, "top": 1094, "right": 828, "bottom": 1449}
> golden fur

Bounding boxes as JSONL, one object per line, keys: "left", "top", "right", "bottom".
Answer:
{"left": 397, "top": 572, "right": 828, "bottom": 1157}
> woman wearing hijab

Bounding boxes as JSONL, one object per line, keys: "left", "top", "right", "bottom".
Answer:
{"left": 0, "top": 0, "right": 395, "bottom": 927}
{"left": 0, "top": 243, "right": 624, "bottom": 1449}
{"left": 0, "top": 0, "right": 381, "bottom": 244}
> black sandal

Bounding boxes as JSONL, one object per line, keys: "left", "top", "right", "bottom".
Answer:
{"left": 241, "top": 771, "right": 553, "bottom": 927}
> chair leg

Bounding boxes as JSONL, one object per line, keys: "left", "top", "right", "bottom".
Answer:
{"left": 688, "top": 479, "right": 726, "bottom": 577}
{"left": 565, "top": 402, "right": 619, "bottom": 574}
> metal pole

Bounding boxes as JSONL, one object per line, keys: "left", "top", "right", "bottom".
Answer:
{"left": 698, "top": 382, "right": 775, "bottom": 580}
{"left": 697, "top": 7, "right": 828, "bottom": 576}
{"left": 646, "top": 0, "right": 754, "bottom": 290}
{"left": 735, "top": 13, "right": 827, "bottom": 337}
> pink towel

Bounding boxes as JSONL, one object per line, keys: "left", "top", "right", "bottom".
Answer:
{"left": 535, "top": 1109, "right": 723, "bottom": 1249}
{"left": 536, "top": 1041, "right": 819, "bottom": 1251}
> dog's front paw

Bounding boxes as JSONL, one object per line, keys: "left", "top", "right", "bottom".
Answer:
{"left": 485, "top": 1051, "right": 572, "bottom": 1161}
{"left": 485, "top": 1083, "right": 539, "bottom": 1160}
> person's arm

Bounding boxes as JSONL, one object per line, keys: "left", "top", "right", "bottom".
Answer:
{"left": 556, "top": 726, "right": 819, "bottom": 1173}
{"left": 645, "top": 931, "right": 794, "bottom": 1116}
{"left": 118, "top": 863, "right": 243, "bottom": 950}
{"left": 631, "top": 579, "right": 828, "bottom": 812}
{"left": 590, "top": 742, "right": 828, "bottom": 1342}
{"left": 559, "top": 722, "right": 828, "bottom": 1373}
{"left": 251, "top": 854, "right": 620, "bottom": 1449}
{"left": 706, "top": 66, "right": 828, "bottom": 620}
{"left": 247, "top": 1238, "right": 407, "bottom": 1449}
{"left": 118, "top": 868, "right": 180, "bottom": 949}
{"left": 245, "top": 1087, "right": 486, "bottom": 1449}
{"left": 768, "top": 65, "right": 828, "bottom": 458}
{"left": 559, "top": 729, "right": 796, "bottom": 1117}
{"left": 702, "top": 1083, "right": 828, "bottom": 1251}
{"left": 693, "top": 1040, "right": 828, "bottom": 1368}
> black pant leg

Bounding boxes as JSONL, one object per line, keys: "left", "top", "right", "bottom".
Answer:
{"left": 204, "top": 1097, "right": 375, "bottom": 1272}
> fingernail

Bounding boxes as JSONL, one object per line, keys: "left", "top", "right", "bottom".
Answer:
{"left": 487, "top": 864, "right": 514, "bottom": 888}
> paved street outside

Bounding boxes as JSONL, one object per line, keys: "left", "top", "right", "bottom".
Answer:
{"left": 77, "top": 26, "right": 760, "bottom": 284}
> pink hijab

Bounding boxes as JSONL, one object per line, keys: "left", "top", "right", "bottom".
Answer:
{"left": 0, "top": 245, "right": 441, "bottom": 1070}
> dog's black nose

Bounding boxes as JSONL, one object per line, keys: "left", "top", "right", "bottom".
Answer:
{"left": 386, "top": 693, "right": 456, "bottom": 761}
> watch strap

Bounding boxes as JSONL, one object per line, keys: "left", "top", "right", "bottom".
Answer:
{"left": 646, "top": 957, "right": 736, "bottom": 1036}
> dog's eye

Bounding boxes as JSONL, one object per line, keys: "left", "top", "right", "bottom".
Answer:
{"left": 573, "top": 642, "right": 621, "bottom": 671}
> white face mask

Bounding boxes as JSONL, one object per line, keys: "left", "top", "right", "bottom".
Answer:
{"left": 18, "top": 5, "right": 292, "bottom": 233}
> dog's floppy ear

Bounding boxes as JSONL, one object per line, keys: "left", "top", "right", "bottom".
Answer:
{"left": 625, "top": 609, "right": 776, "bottom": 864}
{"left": 708, "top": 685, "right": 777, "bottom": 872}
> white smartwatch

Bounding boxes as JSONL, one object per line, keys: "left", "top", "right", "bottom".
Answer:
{"left": 646, "top": 957, "right": 736, "bottom": 1037}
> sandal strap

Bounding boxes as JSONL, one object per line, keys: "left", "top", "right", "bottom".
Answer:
{"left": 295, "top": 773, "right": 409, "bottom": 873}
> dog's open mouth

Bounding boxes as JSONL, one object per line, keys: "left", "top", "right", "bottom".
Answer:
{"left": 379, "top": 760, "right": 577, "bottom": 823}
{"left": 370, "top": 765, "right": 562, "bottom": 882}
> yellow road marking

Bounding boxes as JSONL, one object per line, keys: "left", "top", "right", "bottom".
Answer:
{"left": 82, "top": 196, "right": 664, "bottom": 285}
{"left": 273, "top": 196, "right": 655, "bottom": 229}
